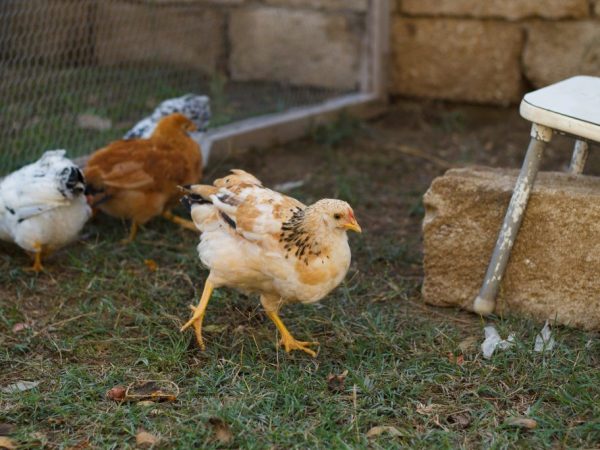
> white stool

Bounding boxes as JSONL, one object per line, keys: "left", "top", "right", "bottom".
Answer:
{"left": 473, "top": 76, "right": 600, "bottom": 315}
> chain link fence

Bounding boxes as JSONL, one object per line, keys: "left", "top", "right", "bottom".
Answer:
{"left": 0, "top": 0, "right": 371, "bottom": 174}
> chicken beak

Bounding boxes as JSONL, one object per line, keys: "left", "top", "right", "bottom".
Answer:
{"left": 343, "top": 218, "right": 362, "bottom": 233}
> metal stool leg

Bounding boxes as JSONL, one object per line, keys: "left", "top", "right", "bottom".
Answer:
{"left": 473, "top": 124, "right": 553, "bottom": 315}
{"left": 568, "top": 140, "right": 589, "bottom": 175}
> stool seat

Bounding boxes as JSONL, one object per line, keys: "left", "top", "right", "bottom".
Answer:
{"left": 520, "top": 76, "right": 600, "bottom": 143}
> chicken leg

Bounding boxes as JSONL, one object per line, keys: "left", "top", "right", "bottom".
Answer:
{"left": 25, "top": 243, "right": 44, "bottom": 273}
{"left": 162, "top": 210, "right": 198, "bottom": 232}
{"left": 180, "top": 279, "right": 214, "bottom": 349}
{"left": 260, "top": 295, "right": 318, "bottom": 357}
{"left": 120, "top": 221, "right": 138, "bottom": 244}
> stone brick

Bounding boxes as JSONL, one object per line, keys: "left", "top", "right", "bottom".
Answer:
{"left": 263, "top": 0, "right": 367, "bottom": 12}
{"left": 0, "top": 0, "right": 93, "bottom": 65}
{"left": 95, "top": 3, "right": 224, "bottom": 75}
{"left": 229, "top": 7, "right": 361, "bottom": 90}
{"left": 391, "top": 18, "right": 524, "bottom": 104}
{"left": 523, "top": 21, "right": 600, "bottom": 88}
{"left": 423, "top": 167, "right": 600, "bottom": 330}
{"left": 401, "top": 0, "right": 589, "bottom": 20}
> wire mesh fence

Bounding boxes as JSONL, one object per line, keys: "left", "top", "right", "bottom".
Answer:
{"left": 0, "top": 0, "right": 371, "bottom": 175}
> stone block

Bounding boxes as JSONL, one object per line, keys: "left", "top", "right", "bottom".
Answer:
{"left": 423, "top": 167, "right": 600, "bottom": 330}
{"left": 229, "top": 7, "right": 361, "bottom": 90}
{"left": 95, "top": 2, "right": 224, "bottom": 75}
{"left": 523, "top": 21, "right": 600, "bottom": 88}
{"left": 391, "top": 18, "right": 524, "bottom": 104}
{"left": 401, "top": 0, "right": 589, "bottom": 20}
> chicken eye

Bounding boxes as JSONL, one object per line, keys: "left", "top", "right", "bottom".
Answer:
{"left": 333, "top": 213, "right": 342, "bottom": 220}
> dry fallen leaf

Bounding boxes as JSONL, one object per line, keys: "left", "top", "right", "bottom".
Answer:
{"left": 125, "top": 380, "right": 179, "bottom": 403}
{"left": 203, "top": 324, "right": 228, "bottom": 333}
{"left": 366, "top": 425, "right": 402, "bottom": 438}
{"left": 143, "top": 259, "right": 158, "bottom": 272}
{"left": 446, "top": 353, "right": 465, "bottom": 366}
{"left": 504, "top": 417, "right": 537, "bottom": 429}
{"left": 209, "top": 418, "right": 233, "bottom": 445}
{"left": 326, "top": 370, "right": 348, "bottom": 393}
{"left": 447, "top": 412, "right": 471, "bottom": 429}
{"left": 106, "top": 386, "right": 127, "bottom": 401}
{"left": 136, "top": 430, "right": 159, "bottom": 448}
{"left": 1, "top": 380, "right": 40, "bottom": 393}
{"left": 138, "top": 400, "right": 155, "bottom": 407}
{"left": 415, "top": 402, "right": 441, "bottom": 415}
{"left": 0, "top": 436, "right": 16, "bottom": 450}
{"left": 458, "top": 336, "right": 479, "bottom": 353}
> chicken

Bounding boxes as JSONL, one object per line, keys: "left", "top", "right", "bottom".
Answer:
{"left": 124, "top": 94, "right": 210, "bottom": 139}
{"left": 179, "top": 169, "right": 362, "bottom": 357}
{"left": 0, "top": 150, "right": 90, "bottom": 272}
{"left": 84, "top": 113, "right": 202, "bottom": 243}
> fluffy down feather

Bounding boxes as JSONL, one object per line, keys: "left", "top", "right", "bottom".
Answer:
{"left": 0, "top": 150, "right": 91, "bottom": 271}
{"left": 180, "top": 169, "right": 362, "bottom": 357}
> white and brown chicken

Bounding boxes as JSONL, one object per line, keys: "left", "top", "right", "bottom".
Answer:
{"left": 179, "top": 169, "right": 361, "bottom": 357}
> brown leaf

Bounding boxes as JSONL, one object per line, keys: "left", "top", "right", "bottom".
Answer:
{"left": 209, "top": 418, "right": 233, "bottom": 445}
{"left": 366, "top": 425, "right": 402, "bottom": 438}
{"left": 138, "top": 400, "right": 155, "bottom": 407}
{"left": 136, "top": 430, "right": 159, "bottom": 448}
{"left": 504, "top": 417, "right": 537, "bottom": 429}
{"left": 106, "top": 386, "right": 126, "bottom": 401}
{"left": 447, "top": 412, "right": 471, "bottom": 429}
{"left": 143, "top": 259, "right": 158, "bottom": 272}
{"left": 446, "top": 352, "right": 464, "bottom": 365}
{"left": 124, "top": 380, "right": 179, "bottom": 403}
{"left": 0, "top": 437, "right": 16, "bottom": 450}
{"left": 458, "top": 336, "right": 479, "bottom": 354}
{"left": 0, "top": 424, "right": 15, "bottom": 436}
{"left": 203, "top": 324, "right": 228, "bottom": 333}
{"left": 326, "top": 369, "right": 348, "bottom": 393}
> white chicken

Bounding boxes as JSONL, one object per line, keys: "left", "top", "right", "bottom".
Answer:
{"left": 179, "top": 169, "right": 361, "bottom": 357}
{"left": 0, "top": 150, "right": 91, "bottom": 272}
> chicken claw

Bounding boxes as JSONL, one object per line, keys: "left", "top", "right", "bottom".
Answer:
{"left": 279, "top": 336, "right": 319, "bottom": 357}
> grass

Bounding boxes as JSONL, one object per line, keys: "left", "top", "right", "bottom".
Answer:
{"left": 2, "top": 107, "right": 600, "bottom": 448}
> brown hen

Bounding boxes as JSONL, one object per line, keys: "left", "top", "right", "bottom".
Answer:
{"left": 85, "top": 113, "right": 202, "bottom": 242}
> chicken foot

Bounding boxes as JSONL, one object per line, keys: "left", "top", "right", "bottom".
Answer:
{"left": 162, "top": 210, "right": 198, "bottom": 232}
{"left": 180, "top": 279, "right": 214, "bottom": 350}
{"left": 265, "top": 310, "right": 319, "bottom": 357}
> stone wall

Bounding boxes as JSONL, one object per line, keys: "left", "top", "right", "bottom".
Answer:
{"left": 1, "top": 0, "right": 367, "bottom": 91}
{"left": 392, "top": 0, "right": 600, "bottom": 104}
